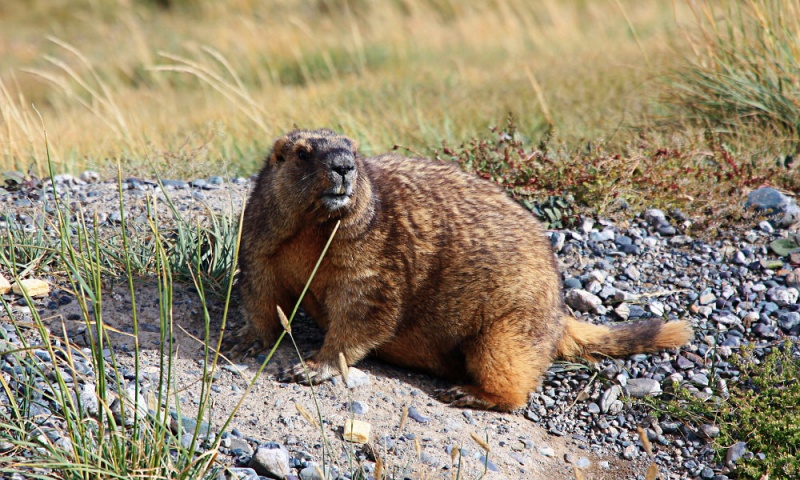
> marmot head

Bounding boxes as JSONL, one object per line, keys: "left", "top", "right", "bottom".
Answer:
{"left": 267, "top": 129, "right": 360, "bottom": 216}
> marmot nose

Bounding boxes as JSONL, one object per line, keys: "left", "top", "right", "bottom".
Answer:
{"left": 332, "top": 163, "right": 354, "bottom": 177}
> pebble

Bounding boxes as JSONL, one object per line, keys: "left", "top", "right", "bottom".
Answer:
{"left": 346, "top": 401, "right": 368, "bottom": 415}
{"left": 725, "top": 442, "right": 747, "bottom": 468}
{"left": 745, "top": 187, "right": 793, "bottom": 214}
{"left": 344, "top": 367, "right": 370, "bottom": 388}
{"left": 624, "top": 378, "right": 661, "bottom": 398}
{"left": 538, "top": 446, "right": 555, "bottom": 457}
{"left": 299, "top": 464, "right": 331, "bottom": 480}
{"left": 2, "top": 172, "right": 799, "bottom": 480}
{"left": 767, "top": 286, "right": 799, "bottom": 306}
{"left": 599, "top": 386, "right": 621, "bottom": 413}
{"left": 250, "top": 442, "right": 291, "bottom": 479}
{"left": 407, "top": 406, "right": 430, "bottom": 424}
{"left": 564, "top": 289, "right": 603, "bottom": 313}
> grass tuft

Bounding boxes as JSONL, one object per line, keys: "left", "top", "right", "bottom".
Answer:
{"left": 666, "top": 0, "right": 800, "bottom": 135}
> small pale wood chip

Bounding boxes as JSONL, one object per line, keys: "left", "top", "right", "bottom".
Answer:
{"left": 12, "top": 279, "right": 50, "bottom": 297}
{"left": 343, "top": 419, "right": 371, "bottom": 444}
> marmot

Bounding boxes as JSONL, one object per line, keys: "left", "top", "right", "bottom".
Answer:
{"left": 233, "top": 128, "right": 693, "bottom": 411}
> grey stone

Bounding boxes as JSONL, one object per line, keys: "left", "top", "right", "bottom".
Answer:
{"left": 599, "top": 386, "right": 621, "bottom": 413}
{"left": 79, "top": 171, "right": 101, "bottom": 183}
{"left": 627, "top": 305, "right": 646, "bottom": 318}
{"left": 644, "top": 209, "right": 666, "bottom": 226}
{"left": 767, "top": 287, "right": 799, "bottom": 307}
{"left": 161, "top": 179, "right": 188, "bottom": 189}
{"left": 586, "top": 280, "right": 602, "bottom": 295}
{"left": 79, "top": 383, "right": 100, "bottom": 418}
{"left": 701, "top": 424, "right": 720, "bottom": 438}
{"left": 619, "top": 244, "right": 642, "bottom": 255}
{"left": 607, "top": 399, "right": 624, "bottom": 414}
{"left": 698, "top": 290, "right": 716, "bottom": 305}
{"left": 564, "top": 289, "right": 602, "bottom": 313}
{"left": 588, "top": 269, "right": 608, "bottom": 284}
{"left": 657, "top": 225, "right": 677, "bottom": 236}
{"left": 622, "top": 444, "right": 637, "bottom": 460}
{"left": 590, "top": 230, "right": 615, "bottom": 242}
{"left": 777, "top": 204, "right": 800, "bottom": 227}
{"left": 715, "top": 314, "right": 739, "bottom": 325}
{"left": 538, "top": 445, "right": 555, "bottom": 457}
{"left": 407, "top": 406, "right": 430, "bottom": 423}
{"left": 689, "top": 373, "right": 709, "bottom": 387}
{"left": 478, "top": 455, "right": 499, "bottom": 471}
{"left": 725, "top": 441, "right": 747, "bottom": 468}
{"left": 778, "top": 312, "right": 800, "bottom": 332}
{"left": 615, "top": 235, "right": 633, "bottom": 246}
{"left": 550, "top": 232, "right": 566, "bottom": 252}
{"left": 420, "top": 452, "right": 439, "bottom": 466}
{"left": 624, "top": 265, "right": 641, "bottom": 281}
{"left": 648, "top": 301, "right": 666, "bottom": 317}
{"left": 346, "top": 401, "right": 368, "bottom": 415}
{"left": 676, "top": 355, "right": 694, "bottom": 370}
{"left": 670, "top": 235, "right": 693, "bottom": 245}
{"left": 745, "top": 187, "right": 792, "bottom": 213}
{"left": 624, "top": 378, "right": 661, "bottom": 397}
{"left": 229, "top": 467, "right": 259, "bottom": 479}
{"left": 345, "top": 367, "right": 370, "bottom": 388}
{"left": 614, "top": 303, "right": 630, "bottom": 320}
{"left": 299, "top": 464, "right": 332, "bottom": 480}
{"left": 598, "top": 285, "right": 617, "bottom": 299}
{"left": 509, "top": 452, "right": 527, "bottom": 465}
{"left": 228, "top": 437, "right": 254, "bottom": 456}
{"left": 250, "top": 442, "right": 291, "bottom": 479}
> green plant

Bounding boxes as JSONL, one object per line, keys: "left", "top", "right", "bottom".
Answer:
{"left": 160, "top": 190, "right": 241, "bottom": 297}
{"left": 0, "top": 151, "right": 244, "bottom": 479}
{"left": 644, "top": 343, "right": 800, "bottom": 479}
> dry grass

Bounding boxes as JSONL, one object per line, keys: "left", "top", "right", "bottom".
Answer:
{"left": 2, "top": 0, "right": 696, "bottom": 178}
{"left": 664, "top": 0, "right": 800, "bottom": 135}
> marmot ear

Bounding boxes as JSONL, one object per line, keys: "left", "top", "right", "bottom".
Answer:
{"left": 269, "top": 137, "right": 292, "bottom": 164}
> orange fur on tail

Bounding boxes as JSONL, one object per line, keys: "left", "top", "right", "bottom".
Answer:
{"left": 556, "top": 316, "right": 693, "bottom": 361}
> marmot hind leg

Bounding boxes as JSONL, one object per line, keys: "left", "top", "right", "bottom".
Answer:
{"left": 438, "top": 317, "right": 555, "bottom": 411}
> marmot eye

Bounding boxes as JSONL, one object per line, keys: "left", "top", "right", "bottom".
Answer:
{"left": 297, "top": 149, "right": 312, "bottom": 161}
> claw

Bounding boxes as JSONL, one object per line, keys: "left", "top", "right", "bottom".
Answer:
{"left": 278, "top": 358, "right": 335, "bottom": 385}
{"left": 436, "top": 386, "right": 497, "bottom": 410}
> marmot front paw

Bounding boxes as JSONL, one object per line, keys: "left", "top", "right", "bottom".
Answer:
{"left": 277, "top": 358, "right": 336, "bottom": 385}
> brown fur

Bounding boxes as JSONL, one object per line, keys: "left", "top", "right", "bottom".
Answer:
{"left": 234, "top": 129, "right": 693, "bottom": 411}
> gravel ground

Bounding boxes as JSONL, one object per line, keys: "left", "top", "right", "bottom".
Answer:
{"left": 0, "top": 173, "right": 798, "bottom": 480}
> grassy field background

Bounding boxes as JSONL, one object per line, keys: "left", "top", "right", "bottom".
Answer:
{"left": 2, "top": 2, "right": 800, "bottom": 479}
{"left": 0, "top": 0, "right": 712, "bottom": 179}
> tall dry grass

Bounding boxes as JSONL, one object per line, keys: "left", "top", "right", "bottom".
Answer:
{"left": 1, "top": 0, "right": 693, "bottom": 177}
{"left": 665, "top": 0, "right": 800, "bottom": 136}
